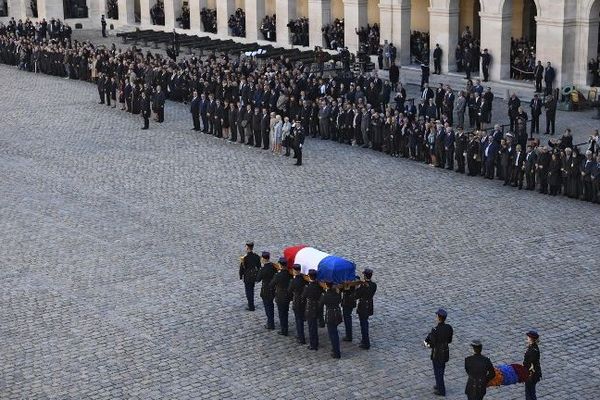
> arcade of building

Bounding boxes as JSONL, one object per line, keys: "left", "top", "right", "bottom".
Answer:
{"left": 1, "top": 0, "right": 599, "bottom": 90}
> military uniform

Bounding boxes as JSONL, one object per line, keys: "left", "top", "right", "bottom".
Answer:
{"left": 465, "top": 340, "right": 495, "bottom": 400}
{"left": 270, "top": 263, "right": 291, "bottom": 335}
{"left": 320, "top": 285, "right": 343, "bottom": 358}
{"left": 301, "top": 271, "right": 322, "bottom": 350}
{"left": 425, "top": 309, "right": 453, "bottom": 396}
{"left": 524, "top": 331, "right": 542, "bottom": 400}
{"left": 341, "top": 286, "right": 356, "bottom": 341}
{"left": 355, "top": 269, "right": 377, "bottom": 349}
{"left": 255, "top": 255, "right": 277, "bottom": 329}
{"left": 288, "top": 264, "right": 307, "bottom": 344}
{"left": 239, "top": 242, "right": 261, "bottom": 311}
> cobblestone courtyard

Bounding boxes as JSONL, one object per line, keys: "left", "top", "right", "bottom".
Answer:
{"left": 0, "top": 64, "right": 599, "bottom": 399}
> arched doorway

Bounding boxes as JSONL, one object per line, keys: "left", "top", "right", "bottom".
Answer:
{"left": 509, "top": 0, "right": 537, "bottom": 80}
{"left": 410, "top": 0, "right": 429, "bottom": 64}
{"left": 582, "top": 0, "right": 600, "bottom": 85}
{"left": 64, "top": 0, "right": 88, "bottom": 18}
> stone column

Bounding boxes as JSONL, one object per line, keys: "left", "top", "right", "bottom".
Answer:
{"left": 7, "top": 0, "right": 26, "bottom": 19}
{"left": 140, "top": 0, "right": 151, "bottom": 26}
{"left": 479, "top": 11, "right": 511, "bottom": 81}
{"left": 276, "top": 0, "right": 295, "bottom": 45}
{"left": 89, "top": 0, "right": 106, "bottom": 26}
{"left": 36, "top": 0, "right": 64, "bottom": 20}
{"left": 428, "top": 0, "right": 459, "bottom": 74}
{"left": 343, "top": 0, "right": 367, "bottom": 53}
{"left": 308, "top": 0, "right": 330, "bottom": 47}
{"left": 216, "top": 0, "right": 234, "bottom": 36}
{"left": 574, "top": 16, "right": 600, "bottom": 86}
{"left": 246, "top": 0, "right": 265, "bottom": 41}
{"left": 189, "top": 0, "right": 206, "bottom": 32}
{"left": 164, "top": 0, "right": 179, "bottom": 30}
{"left": 379, "top": 0, "right": 410, "bottom": 65}
{"left": 118, "top": 0, "right": 136, "bottom": 24}
{"left": 535, "top": 17, "right": 569, "bottom": 90}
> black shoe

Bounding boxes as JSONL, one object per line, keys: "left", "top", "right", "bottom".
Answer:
{"left": 264, "top": 325, "right": 275, "bottom": 330}
{"left": 342, "top": 336, "right": 352, "bottom": 342}
{"left": 297, "top": 338, "right": 306, "bottom": 345}
{"left": 294, "top": 163, "right": 302, "bottom": 166}
{"left": 359, "top": 343, "right": 370, "bottom": 350}
{"left": 245, "top": 307, "right": 255, "bottom": 311}
{"left": 278, "top": 331, "right": 288, "bottom": 336}
{"left": 307, "top": 346, "right": 318, "bottom": 351}
{"left": 331, "top": 352, "right": 341, "bottom": 359}
{"left": 433, "top": 389, "right": 445, "bottom": 396}
{"left": 318, "top": 322, "right": 325, "bottom": 328}
{"left": 141, "top": 127, "right": 148, "bottom": 130}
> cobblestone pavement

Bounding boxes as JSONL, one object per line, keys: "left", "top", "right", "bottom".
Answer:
{"left": 0, "top": 59, "right": 599, "bottom": 400}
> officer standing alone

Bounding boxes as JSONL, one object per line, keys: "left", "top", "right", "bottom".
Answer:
{"left": 464, "top": 340, "right": 495, "bottom": 400}
{"left": 425, "top": 308, "right": 454, "bottom": 396}
{"left": 355, "top": 268, "right": 376, "bottom": 349}
{"left": 255, "top": 253, "right": 277, "bottom": 329}
{"left": 524, "top": 331, "right": 542, "bottom": 400}
{"left": 239, "top": 241, "right": 261, "bottom": 311}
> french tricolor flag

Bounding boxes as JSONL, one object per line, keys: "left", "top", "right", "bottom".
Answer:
{"left": 282, "top": 245, "right": 356, "bottom": 284}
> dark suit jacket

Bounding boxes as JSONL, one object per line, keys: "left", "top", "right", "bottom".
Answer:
{"left": 465, "top": 354, "right": 495, "bottom": 397}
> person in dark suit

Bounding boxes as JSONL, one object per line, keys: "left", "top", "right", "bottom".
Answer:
{"left": 464, "top": 340, "right": 495, "bottom": 400}
{"left": 152, "top": 85, "right": 166, "bottom": 123}
{"left": 544, "top": 94, "right": 557, "bottom": 135}
{"left": 140, "top": 91, "right": 151, "bottom": 130}
{"left": 206, "top": 94, "right": 216, "bottom": 135}
{"left": 228, "top": 102, "right": 238, "bottom": 142}
{"left": 508, "top": 93, "right": 521, "bottom": 132}
{"left": 433, "top": 44, "right": 442, "bottom": 74}
{"left": 425, "top": 308, "right": 453, "bottom": 396}
{"left": 544, "top": 62, "right": 556, "bottom": 96}
{"left": 97, "top": 73, "right": 105, "bottom": 104}
{"left": 292, "top": 121, "right": 305, "bottom": 166}
{"left": 533, "top": 61, "right": 544, "bottom": 93}
{"left": 530, "top": 94, "right": 542, "bottom": 135}
{"left": 270, "top": 257, "right": 291, "bottom": 336}
{"left": 483, "top": 135, "right": 499, "bottom": 179}
{"left": 581, "top": 150, "right": 596, "bottom": 201}
{"left": 355, "top": 268, "right": 376, "bottom": 349}
{"left": 512, "top": 144, "right": 525, "bottom": 189}
{"left": 244, "top": 104, "right": 254, "bottom": 145}
{"left": 101, "top": 15, "right": 107, "bottom": 37}
{"left": 199, "top": 93, "right": 208, "bottom": 133}
{"left": 340, "top": 284, "right": 356, "bottom": 342}
{"left": 320, "top": 281, "right": 343, "bottom": 359}
{"left": 501, "top": 139, "right": 515, "bottom": 186}
{"left": 302, "top": 269, "right": 322, "bottom": 350}
{"left": 261, "top": 108, "right": 270, "bottom": 150}
{"left": 252, "top": 107, "right": 262, "bottom": 148}
{"left": 213, "top": 99, "right": 223, "bottom": 138}
{"left": 239, "top": 241, "right": 261, "bottom": 311}
{"left": 236, "top": 102, "right": 246, "bottom": 143}
{"left": 536, "top": 146, "right": 551, "bottom": 194}
{"left": 389, "top": 62, "right": 400, "bottom": 87}
{"left": 288, "top": 263, "right": 307, "bottom": 344}
{"left": 255, "top": 253, "right": 277, "bottom": 329}
{"left": 190, "top": 90, "right": 200, "bottom": 131}
{"left": 444, "top": 127, "right": 455, "bottom": 170}
{"left": 480, "top": 49, "right": 491, "bottom": 82}
{"left": 524, "top": 145, "right": 538, "bottom": 190}
{"left": 524, "top": 331, "right": 542, "bottom": 400}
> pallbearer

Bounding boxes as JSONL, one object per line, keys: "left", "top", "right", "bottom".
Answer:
{"left": 288, "top": 264, "right": 307, "bottom": 344}
{"left": 302, "top": 269, "right": 322, "bottom": 351}
{"left": 239, "top": 241, "right": 261, "bottom": 311}
{"left": 320, "top": 281, "right": 343, "bottom": 359}
{"left": 270, "top": 259, "right": 291, "bottom": 336}
{"left": 256, "top": 253, "right": 277, "bottom": 329}
{"left": 341, "top": 283, "right": 356, "bottom": 342}
{"left": 355, "top": 268, "right": 377, "bottom": 349}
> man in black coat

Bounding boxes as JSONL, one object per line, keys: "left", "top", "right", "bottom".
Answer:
{"left": 320, "top": 281, "right": 343, "bottom": 359}
{"left": 508, "top": 93, "right": 521, "bottom": 132}
{"left": 524, "top": 145, "right": 538, "bottom": 190}
{"left": 536, "top": 146, "right": 551, "bottom": 194}
{"left": 433, "top": 44, "right": 442, "bottom": 74}
{"left": 261, "top": 108, "right": 270, "bottom": 150}
{"left": 524, "top": 331, "right": 542, "bottom": 400}
{"left": 255, "top": 253, "right": 277, "bottom": 329}
{"left": 455, "top": 128, "right": 467, "bottom": 173}
{"left": 425, "top": 308, "right": 453, "bottom": 397}
{"left": 544, "top": 94, "right": 557, "bottom": 135}
{"left": 464, "top": 340, "right": 495, "bottom": 400}
{"left": 239, "top": 241, "right": 261, "bottom": 311}
{"left": 544, "top": 62, "right": 556, "bottom": 96}
{"left": 270, "top": 260, "right": 291, "bottom": 336}
{"left": 152, "top": 85, "right": 166, "bottom": 123}
{"left": 252, "top": 107, "right": 262, "bottom": 148}
{"left": 530, "top": 94, "right": 542, "bottom": 135}
{"left": 199, "top": 93, "right": 208, "bottom": 133}
{"left": 302, "top": 269, "right": 322, "bottom": 350}
{"left": 355, "top": 268, "right": 376, "bottom": 350}
{"left": 190, "top": 90, "right": 200, "bottom": 131}
{"left": 140, "top": 91, "right": 151, "bottom": 130}
{"left": 533, "top": 61, "right": 544, "bottom": 93}
{"left": 288, "top": 264, "right": 307, "bottom": 344}
{"left": 480, "top": 49, "right": 491, "bottom": 82}
{"left": 341, "top": 284, "right": 356, "bottom": 342}
{"left": 292, "top": 121, "right": 305, "bottom": 166}
{"left": 389, "top": 62, "right": 400, "bottom": 87}
{"left": 97, "top": 73, "right": 105, "bottom": 104}
{"left": 236, "top": 102, "right": 246, "bottom": 143}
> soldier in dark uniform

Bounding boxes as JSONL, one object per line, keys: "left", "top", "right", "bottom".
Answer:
{"left": 524, "top": 331, "right": 542, "bottom": 400}
{"left": 302, "top": 269, "right": 322, "bottom": 350}
{"left": 152, "top": 85, "right": 166, "bottom": 123}
{"left": 341, "top": 284, "right": 356, "bottom": 342}
{"left": 425, "top": 308, "right": 453, "bottom": 396}
{"left": 292, "top": 120, "right": 305, "bottom": 166}
{"left": 238, "top": 241, "right": 261, "bottom": 311}
{"left": 288, "top": 264, "right": 307, "bottom": 344}
{"left": 355, "top": 268, "right": 376, "bottom": 349}
{"left": 465, "top": 339, "right": 495, "bottom": 400}
{"left": 270, "top": 259, "right": 291, "bottom": 336}
{"left": 320, "top": 281, "right": 343, "bottom": 359}
{"left": 255, "top": 253, "right": 277, "bottom": 329}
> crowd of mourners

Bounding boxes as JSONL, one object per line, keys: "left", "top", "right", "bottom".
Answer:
{"left": 0, "top": 17, "right": 72, "bottom": 42}
{"left": 106, "top": 0, "right": 118, "bottom": 20}
{"left": 454, "top": 26, "right": 480, "bottom": 75}
{"left": 260, "top": 14, "right": 276, "bottom": 42}
{"left": 228, "top": 8, "right": 246, "bottom": 38}
{"left": 355, "top": 24, "right": 380, "bottom": 55}
{"left": 510, "top": 37, "right": 536, "bottom": 80}
{"left": 322, "top": 19, "right": 344, "bottom": 50}
{"left": 200, "top": 8, "right": 217, "bottom": 34}
{"left": 410, "top": 30, "right": 429, "bottom": 64}
{"left": 288, "top": 17, "right": 308, "bottom": 46}
{"left": 150, "top": 0, "right": 165, "bottom": 26}
{"left": 1, "top": 19, "right": 599, "bottom": 204}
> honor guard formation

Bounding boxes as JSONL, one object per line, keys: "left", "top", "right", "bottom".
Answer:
{"left": 241, "top": 241, "right": 543, "bottom": 399}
